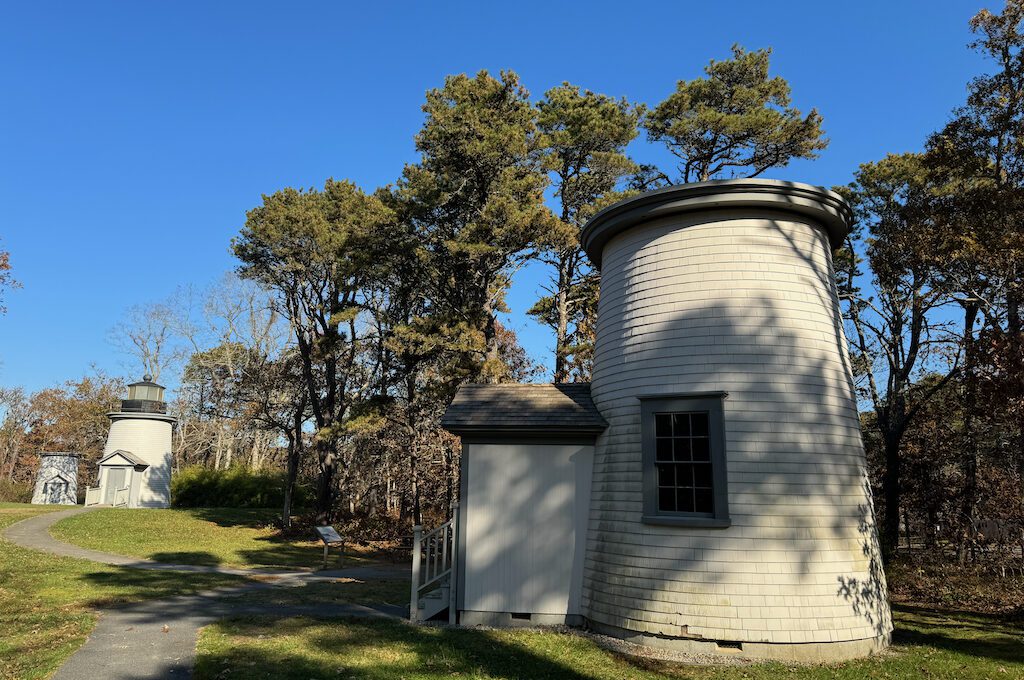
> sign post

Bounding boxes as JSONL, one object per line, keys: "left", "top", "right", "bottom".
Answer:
{"left": 315, "top": 525, "right": 345, "bottom": 569}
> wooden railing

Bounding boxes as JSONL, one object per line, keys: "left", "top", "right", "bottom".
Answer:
{"left": 410, "top": 502, "right": 459, "bottom": 624}
{"left": 84, "top": 487, "right": 102, "bottom": 506}
{"left": 113, "top": 486, "right": 130, "bottom": 507}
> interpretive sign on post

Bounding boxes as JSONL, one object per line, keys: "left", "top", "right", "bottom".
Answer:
{"left": 315, "top": 525, "right": 344, "bottom": 568}
{"left": 315, "top": 525, "right": 343, "bottom": 544}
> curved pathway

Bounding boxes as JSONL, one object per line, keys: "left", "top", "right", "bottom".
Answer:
{"left": 4, "top": 506, "right": 407, "bottom": 581}
{"left": 3, "top": 507, "right": 408, "bottom": 680}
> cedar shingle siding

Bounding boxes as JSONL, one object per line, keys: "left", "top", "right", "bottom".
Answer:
{"left": 582, "top": 184, "right": 890, "bottom": 649}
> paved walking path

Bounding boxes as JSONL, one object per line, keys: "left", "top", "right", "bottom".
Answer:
{"left": 3, "top": 507, "right": 408, "bottom": 680}
{"left": 3, "top": 506, "right": 407, "bottom": 581}
{"left": 51, "top": 586, "right": 402, "bottom": 680}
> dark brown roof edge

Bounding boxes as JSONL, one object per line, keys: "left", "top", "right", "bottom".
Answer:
{"left": 442, "top": 423, "right": 608, "bottom": 435}
{"left": 580, "top": 179, "right": 852, "bottom": 268}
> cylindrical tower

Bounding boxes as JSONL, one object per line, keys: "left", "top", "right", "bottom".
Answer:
{"left": 103, "top": 376, "right": 176, "bottom": 508}
{"left": 579, "top": 179, "right": 890, "bottom": 662}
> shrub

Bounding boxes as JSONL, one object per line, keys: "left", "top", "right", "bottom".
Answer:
{"left": 334, "top": 511, "right": 408, "bottom": 545}
{"left": 171, "top": 466, "right": 311, "bottom": 509}
{"left": 887, "top": 556, "right": 1024, "bottom": 614}
{"left": 0, "top": 480, "right": 33, "bottom": 503}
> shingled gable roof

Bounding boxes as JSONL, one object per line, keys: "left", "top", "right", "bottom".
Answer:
{"left": 441, "top": 382, "right": 607, "bottom": 435}
{"left": 98, "top": 449, "right": 147, "bottom": 467}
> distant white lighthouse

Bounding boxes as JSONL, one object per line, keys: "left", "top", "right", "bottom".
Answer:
{"left": 91, "top": 376, "right": 176, "bottom": 508}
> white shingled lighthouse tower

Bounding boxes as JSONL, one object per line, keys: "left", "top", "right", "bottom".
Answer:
{"left": 89, "top": 376, "right": 176, "bottom": 508}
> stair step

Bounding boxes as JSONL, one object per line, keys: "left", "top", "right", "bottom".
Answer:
{"left": 417, "top": 594, "right": 448, "bottom": 607}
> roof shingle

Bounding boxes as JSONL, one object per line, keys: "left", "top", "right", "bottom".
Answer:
{"left": 441, "top": 383, "right": 607, "bottom": 434}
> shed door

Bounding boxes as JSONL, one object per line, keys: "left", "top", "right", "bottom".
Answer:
{"left": 44, "top": 478, "right": 68, "bottom": 504}
{"left": 104, "top": 468, "right": 126, "bottom": 504}
{"left": 462, "top": 442, "right": 592, "bottom": 616}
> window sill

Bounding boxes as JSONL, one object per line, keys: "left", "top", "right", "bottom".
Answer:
{"left": 642, "top": 515, "right": 731, "bottom": 528}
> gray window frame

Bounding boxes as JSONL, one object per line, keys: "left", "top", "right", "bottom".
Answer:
{"left": 641, "top": 394, "right": 730, "bottom": 528}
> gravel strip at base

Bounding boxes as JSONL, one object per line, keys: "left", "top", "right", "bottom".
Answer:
{"left": 436, "top": 621, "right": 758, "bottom": 667}
{"left": 576, "top": 628, "right": 757, "bottom": 666}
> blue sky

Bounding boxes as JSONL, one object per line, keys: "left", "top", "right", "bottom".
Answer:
{"left": 0, "top": 1, "right": 991, "bottom": 393}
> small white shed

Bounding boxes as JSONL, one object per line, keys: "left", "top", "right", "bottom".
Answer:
{"left": 441, "top": 383, "right": 606, "bottom": 627}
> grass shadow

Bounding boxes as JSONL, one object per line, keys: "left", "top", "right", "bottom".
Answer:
{"left": 890, "top": 603, "right": 1024, "bottom": 665}
{"left": 149, "top": 550, "right": 224, "bottom": 566}
{"left": 183, "top": 507, "right": 289, "bottom": 530}
{"left": 76, "top": 564, "right": 244, "bottom": 608}
{"left": 197, "top": 616, "right": 601, "bottom": 680}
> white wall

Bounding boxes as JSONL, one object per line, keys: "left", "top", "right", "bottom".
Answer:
{"left": 462, "top": 441, "right": 592, "bottom": 616}
{"left": 31, "top": 455, "right": 79, "bottom": 505}
{"left": 586, "top": 209, "right": 890, "bottom": 646}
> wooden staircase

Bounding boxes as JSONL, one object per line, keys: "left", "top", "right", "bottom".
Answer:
{"left": 410, "top": 503, "right": 459, "bottom": 624}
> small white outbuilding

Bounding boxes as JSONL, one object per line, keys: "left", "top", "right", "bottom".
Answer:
{"left": 438, "top": 179, "right": 891, "bottom": 663}
{"left": 31, "top": 452, "right": 80, "bottom": 505}
{"left": 442, "top": 383, "right": 606, "bottom": 627}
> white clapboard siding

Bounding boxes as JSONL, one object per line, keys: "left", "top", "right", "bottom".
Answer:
{"left": 585, "top": 209, "right": 890, "bottom": 646}
{"left": 464, "top": 442, "right": 592, "bottom": 616}
{"left": 103, "top": 414, "right": 174, "bottom": 508}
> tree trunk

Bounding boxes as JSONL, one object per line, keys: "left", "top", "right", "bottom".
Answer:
{"left": 482, "top": 297, "right": 499, "bottom": 381}
{"left": 3, "top": 438, "right": 19, "bottom": 480}
{"left": 250, "top": 432, "right": 264, "bottom": 470}
{"left": 314, "top": 440, "right": 338, "bottom": 524}
{"left": 281, "top": 432, "right": 298, "bottom": 530}
{"left": 926, "top": 504, "right": 938, "bottom": 549}
{"left": 903, "top": 506, "right": 912, "bottom": 554}
{"left": 409, "top": 436, "right": 422, "bottom": 527}
{"left": 554, "top": 255, "right": 571, "bottom": 383}
{"left": 443, "top": 441, "right": 455, "bottom": 519}
{"left": 403, "top": 373, "right": 423, "bottom": 526}
{"left": 959, "top": 302, "right": 980, "bottom": 565}
{"left": 1008, "top": 286, "right": 1024, "bottom": 518}
{"left": 213, "top": 426, "right": 223, "bottom": 470}
{"left": 881, "top": 430, "right": 902, "bottom": 563}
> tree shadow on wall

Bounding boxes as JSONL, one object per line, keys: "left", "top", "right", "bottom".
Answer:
{"left": 836, "top": 483, "right": 891, "bottom": 639}
{"left": 580, "top": 217, "right": 891, "bottom": 643}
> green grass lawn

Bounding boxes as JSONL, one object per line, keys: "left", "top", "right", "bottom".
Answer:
{"left": 0, "top": 503, "right": 245, "bottom": 680}
{"left": 10, "top": 501, "right": 1024, "bottom": 679}
{"left": 195, "top": 607, "right": 1024, "bottom": 680}
{"left": 231, "top": 578, "right": 410, "bottom": 608}
{"left": 51, "top": 507, "right": 388, "bottom": 571}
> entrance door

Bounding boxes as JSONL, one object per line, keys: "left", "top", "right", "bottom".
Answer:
{"left": 104, "top": 468, "right": 126, "bottom": 505}
{"left": 44, "top": 478, "right": 68, "bottom": 504}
